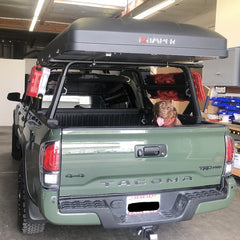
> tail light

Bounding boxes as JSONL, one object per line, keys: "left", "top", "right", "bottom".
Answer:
{"left": 224, "top": 136, "right": 234, "bottom": 176}
{"left": 40, "top": 141, "right": 60, "bottom": 188}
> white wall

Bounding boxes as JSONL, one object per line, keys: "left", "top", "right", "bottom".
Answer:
{"left": 0, "top": 58, "right": 38, "bottom": 126}
{"left": 184, "top": 9, "right": 216, "bottom": 30}
{"left": 215, "top": 0, "right": 240, "bottom": 48}
{"left": 25, "top": 58, "right": 37, "bottom": 74}
{"left": 0, "top": 59, "right": 25, "bottom": 126}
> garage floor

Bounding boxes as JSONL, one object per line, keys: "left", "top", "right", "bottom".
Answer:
{"left": 1, "top": 126, "right": 240, "bottom": 240}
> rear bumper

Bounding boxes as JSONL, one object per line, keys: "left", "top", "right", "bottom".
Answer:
{"left": 40, "top": 177, "right": 236, "bottom": 228}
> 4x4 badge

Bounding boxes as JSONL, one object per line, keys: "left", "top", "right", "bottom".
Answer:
{"left": 65, "top": 173, "right": 85, "bottom": 178}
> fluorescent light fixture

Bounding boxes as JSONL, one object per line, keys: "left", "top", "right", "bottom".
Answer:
{"left": 133, "top": 0, "right": 175, "bottom": 20}
{"left": 54, "top": 0, "right": 134, "bottom": 9}
{"left": 29, "top": 0, "right": 45, "bottom": 31}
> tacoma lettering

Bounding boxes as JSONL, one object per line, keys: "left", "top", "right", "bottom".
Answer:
{"left": 100, "top": 176, "right": 193, "bottom": 187}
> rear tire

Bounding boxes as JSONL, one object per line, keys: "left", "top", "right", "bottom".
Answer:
{"left": 12, "top": 124, "right": 21, "bottom": 161}
{"left": 18, "top": 163, "right": 46, "bottom": 234}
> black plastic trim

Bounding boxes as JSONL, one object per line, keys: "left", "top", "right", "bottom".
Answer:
{"left": 58, "top": 186, "right": 227, "bottom": 229}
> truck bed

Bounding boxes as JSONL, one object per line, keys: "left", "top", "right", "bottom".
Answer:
{"left": 54, "top": 109, "right": 203, "bottom": 127}
{"left": 55, "top": 108, "right": 144, "bottom": 127}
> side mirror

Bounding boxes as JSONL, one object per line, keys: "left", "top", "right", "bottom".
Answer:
{"left": 7, "top": 92, "right": 21, "bottom": 102}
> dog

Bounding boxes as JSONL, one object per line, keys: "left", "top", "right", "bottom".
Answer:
{"left": 153, "top": 100, "right": 182, "bottom": 127}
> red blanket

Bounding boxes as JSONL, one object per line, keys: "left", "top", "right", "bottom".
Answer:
{"left": 152, "top": 72, "right": 205, "bottom": 102}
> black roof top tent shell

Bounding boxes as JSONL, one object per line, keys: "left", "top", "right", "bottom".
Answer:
{"left": 38, "top": 17, "right": 227, "bottom": 65}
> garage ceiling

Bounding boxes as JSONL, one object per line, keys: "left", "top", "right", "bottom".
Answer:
{"left": 0, "top": 0, "right": 217, "bottom": 58}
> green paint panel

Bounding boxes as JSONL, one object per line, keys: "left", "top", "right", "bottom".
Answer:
{"left": 40, "top": 190, "right": 101, "bottom": 225}
{"left": 59, "top": 125, "right": 227, "bottom": 197}
{"left": 195, "top": 177, "right": 237, "bottom": 214}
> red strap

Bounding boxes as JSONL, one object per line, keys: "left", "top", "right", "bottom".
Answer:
{"left": 164, "top": 117, "right": 176, "bottom": 126}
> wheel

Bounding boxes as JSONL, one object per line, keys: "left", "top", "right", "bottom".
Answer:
{"left": 11, "top": 124, "right": 22, "bottom": 160}
{"left": 18, "top": 164, "right": 46, "bottom": 234}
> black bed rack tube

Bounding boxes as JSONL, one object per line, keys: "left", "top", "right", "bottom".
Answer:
{"left": 46, "top": 61, "right": 79, "bottom": 120}
{"left": 47, "top": 59, "right": 203, "bottom": 69}
{"left": 181, "top": 65, "right": 202, "bottom": 122}
{"left": 45, "top": 60, "right": 203, "bottom": 123}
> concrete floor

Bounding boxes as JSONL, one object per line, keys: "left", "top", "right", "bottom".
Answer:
{"left": 1, "top": 126, "right": 240, "bottom": 240}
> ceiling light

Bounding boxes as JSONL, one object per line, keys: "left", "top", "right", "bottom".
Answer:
{"left": 29, "top": 0, "right": 45, "bottom": 32}
{"left": 133, "top": 0, "right": 175, "bottom": 20}
{"left": 54, "top": 0, "right": 134, "bottom": 9}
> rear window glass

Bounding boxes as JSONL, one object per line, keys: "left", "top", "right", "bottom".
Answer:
{"left": 42, "top": 73, "right": 139, "bottom": 109}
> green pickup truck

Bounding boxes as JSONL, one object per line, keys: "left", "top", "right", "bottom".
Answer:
{"left": 8, "top": 18, "right": 236, "bottom": 240}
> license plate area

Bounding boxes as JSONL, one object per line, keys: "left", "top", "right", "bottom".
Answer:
{"left": 126, "top": 194, "right": 160, "bottom": 215}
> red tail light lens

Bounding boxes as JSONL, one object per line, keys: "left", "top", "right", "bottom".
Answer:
{"left": 43, "top": 142, "right": 60, "bottom": 171}
{"left": 225, "top": 136, "right": 234, "bottom": 162}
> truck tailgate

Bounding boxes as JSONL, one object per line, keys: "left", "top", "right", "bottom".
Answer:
{"left": 59, "top": 125, "right": 227, "bottom": 197}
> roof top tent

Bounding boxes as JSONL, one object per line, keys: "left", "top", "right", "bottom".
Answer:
{"left": 37, "top": 18, "right": 228, "bottom": 123}
{"left": 38, "top": 17, "right": 227, "bottom": 66}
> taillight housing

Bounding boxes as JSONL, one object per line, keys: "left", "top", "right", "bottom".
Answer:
{"left": 224, "top": 136, "right": 234, "bottom": 176}
{"left": 40, "top": 141, "right": 60, "bottom": 188}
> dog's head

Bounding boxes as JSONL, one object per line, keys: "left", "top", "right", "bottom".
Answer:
{"left": 153, "top": 101, "right": 178, "bottom": 125}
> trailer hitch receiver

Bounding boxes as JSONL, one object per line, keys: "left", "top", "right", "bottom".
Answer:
{"left": 137, "top": 226, "right": 158, "bottom": 240}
